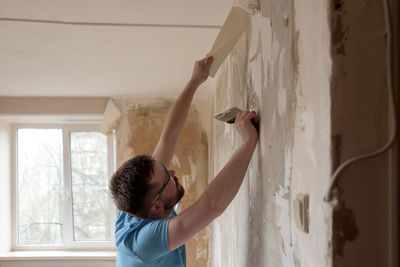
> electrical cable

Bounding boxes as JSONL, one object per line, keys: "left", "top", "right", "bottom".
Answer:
{"left": 325, "top": 0, "right": 398, "bottom": 202}
{"left": 0, "top": 17, "right": 221, "bottom": 29}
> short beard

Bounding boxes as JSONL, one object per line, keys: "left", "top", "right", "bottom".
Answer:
{"left": 174, "top": 176, "right": 185, "bottom": 204}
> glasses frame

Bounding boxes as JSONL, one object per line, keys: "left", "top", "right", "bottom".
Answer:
{"left": 151, "top": 161, "right": 173, "bottom": 205}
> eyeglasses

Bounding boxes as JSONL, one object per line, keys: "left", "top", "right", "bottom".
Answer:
{"left": 151, "top": 161, "right": 174, "bottom": 205}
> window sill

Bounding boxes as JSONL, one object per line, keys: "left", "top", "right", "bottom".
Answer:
{"left": 0, "top": 251, "right": 116, "bottom": 261}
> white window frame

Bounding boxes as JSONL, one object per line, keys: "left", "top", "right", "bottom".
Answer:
{"left": 11, "top": 123, "right": 117, "bottom": 251}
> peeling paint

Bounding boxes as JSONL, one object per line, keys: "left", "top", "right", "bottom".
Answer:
{"left": 275, "top": 186, "right": 295, "bottom": 266}
{"left": 284, "top": 145, "right": 293, "bottom": 186}
{"left": 306, "top": 146, "right": 318, "bottom": 169}
{"left": 112, "top": 98, "right": 210, "bottom": 267}
{"left": 196, "top": 246, "right": 207, "bottom": 260}
{"left": 271, "top": 111, "right": 277, "bottom": 129}
{"left": 172, "top": 155, "right": 181, "bottom": 169}
{"left": 278, "top": 87, "right": 288, "bottom": 117}
{"left": 189, "top": 157, "right": 197, "bottom": 184}
{"left": 182, "top": 175, "right": 191, "bottom": 191}
{"left": 211, "top": 0, "right": 332, "bottom": 266}
{"left": 301, "top": 108, "right": 315, "bottom": 143}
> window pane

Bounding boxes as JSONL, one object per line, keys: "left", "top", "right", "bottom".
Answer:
{"left": 17, "top": 129, "right": 63, "bottom": 245}
{"left": 70, "top": 132, "right": 110, "bottom": 241}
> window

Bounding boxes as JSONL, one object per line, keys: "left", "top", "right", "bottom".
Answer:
{"left": 13, "top": 124, "right": 115, "bottom": 249}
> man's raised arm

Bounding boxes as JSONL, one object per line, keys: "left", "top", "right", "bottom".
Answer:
{"left": 152, "top": 56, "right": 213, "bottom": 167}
{"left": 168, "top": 110, "right": 259, "bottom": 251}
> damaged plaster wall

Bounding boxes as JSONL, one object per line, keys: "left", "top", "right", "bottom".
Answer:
{"left": 112, "top": 97, "right": 210, "bottom": 267}
{"left": 330, "top": 0, "right": 390, "bottom": 266}
{"left": 210, "top": 0, "right": 332, "bottom": 266}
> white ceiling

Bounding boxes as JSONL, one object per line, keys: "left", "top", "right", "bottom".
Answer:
{"left": 0, "top": 0, "right": 233, "bottom": 98}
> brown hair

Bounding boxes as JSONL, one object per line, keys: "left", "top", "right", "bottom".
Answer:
{"left": 109, "top": 154, "right": 155, "bottom": 218}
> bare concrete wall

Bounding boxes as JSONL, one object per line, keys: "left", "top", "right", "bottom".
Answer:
{"left": 210, "top": 0, "right": 332, "bottom": 266}
{"left": 112, "top": 97, "right": 210, "bottom": 267}
{"left": 330, "top": 0, "right": 391, "bottom": 266}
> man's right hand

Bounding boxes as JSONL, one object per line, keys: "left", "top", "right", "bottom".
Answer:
{"left": 167, "top": 110, "right": 259, "bottom": 252}
{"left": 234, "top": 110, "right": 259, "bottom": 147}
{"left": 152, "top": 56, "right": 213, "bottom": 167}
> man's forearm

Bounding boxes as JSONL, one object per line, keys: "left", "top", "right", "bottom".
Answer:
{"left": 199, "top": 139, "right": 257, "bottom": 214}
{"left": 159, "top": 80, "right": 199, "bottom": 144}
{"left": 152, "top": 57, "right": 213, "bottom": 166}
{"left": 166, "top": 109, "right": 258, "bottom": 251}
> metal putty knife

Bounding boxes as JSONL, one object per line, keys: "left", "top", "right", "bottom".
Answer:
{"left": 214, "top": 107, "right": 259, "bottom": 131}
{"left": 214, "top": 107, "right": 242, "bottom": 124}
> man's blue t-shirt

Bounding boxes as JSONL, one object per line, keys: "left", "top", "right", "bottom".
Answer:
{"left": 115, "top": 211, "right": 186, "bottom": 267}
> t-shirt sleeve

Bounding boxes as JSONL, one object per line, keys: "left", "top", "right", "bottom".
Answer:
{"left": 129, "top": 219, "right": 170, "bottom": 263}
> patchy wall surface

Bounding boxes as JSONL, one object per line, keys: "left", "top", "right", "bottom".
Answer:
{"left": 112, "top": 97, "right": 210, "bottom": 267}
{"left": 330, "top": 0, "right": 390, "bottom": 266}
{"left": 291, "top": 0, "right": 332, "bottom": 266}
{"left": 210, "top": 0, "right": 332, "bottom": 266}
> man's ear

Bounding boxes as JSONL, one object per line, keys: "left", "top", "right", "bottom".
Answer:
{"left": 150, "top": 200, "right": 164, "bottom": 213}
{"left": 148, "top": 200, "right": 164, "bottom": 220}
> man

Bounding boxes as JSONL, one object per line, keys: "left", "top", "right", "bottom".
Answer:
{"left": 110, "top": 56, "right": 259, "bottom": 266}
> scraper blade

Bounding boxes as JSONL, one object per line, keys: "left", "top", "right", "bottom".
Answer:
{"left": 214, "top": 107, "right": 243, "bottom": 124}
{"left": 214, "top": 107, "right": 259, "bottom": 132}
